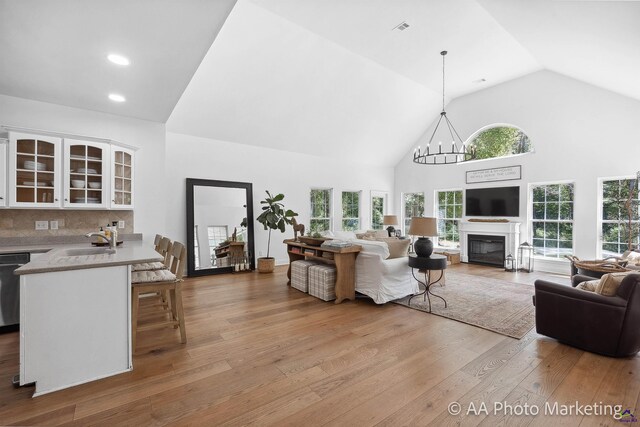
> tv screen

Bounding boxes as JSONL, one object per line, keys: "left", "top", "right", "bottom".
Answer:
{"left": 465, "top": 186, "right": 520, "bottom": 217}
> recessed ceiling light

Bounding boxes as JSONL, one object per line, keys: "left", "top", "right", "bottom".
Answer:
{"left": 107, "top": 54, "right": 130, "bottom": 66}
{"left": 108, "top": 93, "right": 126, "bottom": 103}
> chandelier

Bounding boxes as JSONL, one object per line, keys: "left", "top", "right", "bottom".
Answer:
{"left": 413, "top": 51, "right": 475, "bottom": 165}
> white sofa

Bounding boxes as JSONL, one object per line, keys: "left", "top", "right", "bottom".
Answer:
{"left": 327, "top": 231, "right": 418, "bottom": 304}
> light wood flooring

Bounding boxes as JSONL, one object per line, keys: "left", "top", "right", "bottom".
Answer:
{"left": 0, "top": 264, "right": 638, "bottom": 426}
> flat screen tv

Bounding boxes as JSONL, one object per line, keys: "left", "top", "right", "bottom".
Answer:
{"left": 465, "top": 186, "right": 520, "bottom": 217}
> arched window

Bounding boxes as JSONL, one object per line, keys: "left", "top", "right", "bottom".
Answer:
{"left": 467, "top": 125, "right": 533, "bottom": 161}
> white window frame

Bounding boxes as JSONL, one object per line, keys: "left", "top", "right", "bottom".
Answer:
{"left": 402, "top": 192, "right": 425, "bottom": 234}
{"left": 341, "top": 190, "right": 361, "bottom": 231}
{"left": 597, "top": 175, "right": 639, "bottom": 258}
{"left": 527, "top": 180, "right": 575, "bottom": 259}
{"left": 434, "top": 188, "right": 463, "bottom": 248}
{"left": 208, "top": 225, "right": 229, "bottom": 265}
{"left": 310, "top": 188, "right": 333, "bottom": 233}
{"left": 194, "top": 225, "right": 200, "bottom": 269}
{"left": 370, "top": 190, "right": 388, "bottom": 231}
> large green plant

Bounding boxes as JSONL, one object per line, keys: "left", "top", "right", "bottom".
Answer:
{"left": 256, "top": 191, "right": 298, "bottom": 258}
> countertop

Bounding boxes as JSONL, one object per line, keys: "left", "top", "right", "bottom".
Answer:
{"left": 13, "top": 241, "right": 162, "bottom": 275}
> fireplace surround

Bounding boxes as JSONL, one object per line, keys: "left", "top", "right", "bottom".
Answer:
{"left": 459, "top": 221, "right": 521, "bottom": 268}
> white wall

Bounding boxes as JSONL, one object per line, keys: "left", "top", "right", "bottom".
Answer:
{"left": 395, "top": 70, "right": 640, "bottom": 273}
{"left": 0, "top": 94, "right": 167, "bottom": 242}
{"left": 165, "top": 131, "right": 394, "bottom": 266}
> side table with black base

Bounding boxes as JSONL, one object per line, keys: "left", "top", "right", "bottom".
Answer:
{"left": 408, "top": 254, "right": 448, "bottom": 312}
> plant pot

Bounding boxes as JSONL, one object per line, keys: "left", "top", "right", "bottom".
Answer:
{"left": 257, "top": 257, "right": 275, "bottom": 273}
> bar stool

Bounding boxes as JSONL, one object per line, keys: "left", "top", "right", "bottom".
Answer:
{"left": 131, "top": 241, "right": 187, "bottom": 351}
{"left": 131, "top": 234, "right": 169, "bottom": 272}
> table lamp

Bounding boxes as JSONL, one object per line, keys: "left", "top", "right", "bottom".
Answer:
{"left": 408, "top": 217, "right": 438, "bottom": 257}
{"left": 383, "top": 215, "right": 399, "bottom": 237}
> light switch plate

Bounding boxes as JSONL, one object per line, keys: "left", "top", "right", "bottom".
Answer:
{"left": 35, "top": 221, "right": 48, "bottom": 230}
{"left": 50, "top": 220, "right": 59, "bottom": 230}
{"left": 118, "top": 220, "right": 125, "bottom": 229}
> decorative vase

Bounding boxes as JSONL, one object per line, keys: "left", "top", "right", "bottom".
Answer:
{"left": 414, "top": 237, "right": 433, "bottom": 258}
{"left": 257, "top": 257, "right": 275, "bottom": 273}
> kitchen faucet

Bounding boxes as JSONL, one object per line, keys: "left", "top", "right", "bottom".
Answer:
{"left": 85, "top": 232, "right": 117, "bottom": 248}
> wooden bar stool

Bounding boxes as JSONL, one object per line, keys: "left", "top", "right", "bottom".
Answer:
{"left": 131, "top": 241, "right": 187, "bottom": 351}
{"left": 131, "top": 235, "right": 169, "bottom": 272}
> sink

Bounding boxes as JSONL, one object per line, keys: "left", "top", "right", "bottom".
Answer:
{"left": 61, "top": 247, "right": 116, "bottom": 257}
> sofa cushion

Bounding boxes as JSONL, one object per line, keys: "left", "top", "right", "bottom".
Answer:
{"left": 352, "top": 239, "right": 390, "bottom": 259}
{"left": 387, "top": 239, "right": 410, "bottom": 259}
{"left": 332, "top": 231, "right": 357, "bottom": 241}
{"left": 596, "top": 272, "right": 629, "bottom": 296}
{"left": 576, "top": 279, "right": 599, "bottom": 292}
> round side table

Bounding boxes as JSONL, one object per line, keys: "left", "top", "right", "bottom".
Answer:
{"left": 408, "top": 254, "right": 448, "bottom": 312}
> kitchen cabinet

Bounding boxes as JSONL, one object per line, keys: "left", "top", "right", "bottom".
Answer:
{"left": 63, "top": 139, "right": 109, "bottom": 208}
{"left": 0, "top": 138, "right": 7, "bottom": 207}
{"left": 8, "top": 132, "right": 62, "bottom": 208}
{"left": 110, "top": 147, "right": 134, "bottom": 209}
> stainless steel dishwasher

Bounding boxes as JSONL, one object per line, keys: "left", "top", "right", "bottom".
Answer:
{"left": 0, "top": 253, "right": 29, "bottom": 332}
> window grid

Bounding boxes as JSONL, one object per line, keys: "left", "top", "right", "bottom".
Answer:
{"left": 436, "top": 190, "right": 462, "bottom": 247}
{"left": 341, "top": 191, "right": 360, "bottom": 231}
{"left": 601, "top": 179, "right": 640, "bottom": 256}
{"left": 403, "top": 193, "right": 425, "bottom": 233}
{"left": 208, "top": 225, "right": 228, "bottom": 266}
{"left": 371, "top": 196, "right": 385, "bottom": 230}
{"left": 531, "top": 183, "right": 574, "bottom": 258}
{"left": 310, "top": 189, "right": 332, "bottom": 233}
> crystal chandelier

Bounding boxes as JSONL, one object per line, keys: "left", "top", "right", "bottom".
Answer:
{"left": 413, "top": 51, "right": 475, "bottom": 165}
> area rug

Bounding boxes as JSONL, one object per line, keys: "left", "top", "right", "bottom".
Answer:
{"left": 393, "top": 271, "right": 535, "bottom": 339}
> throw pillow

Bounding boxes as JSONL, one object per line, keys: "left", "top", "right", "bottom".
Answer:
{"left": 374, "top": 237, "right": 399, "bottom": 243}
{"left": 576, "top": 280, "right": 598, "bottom": 292}
{"left": 387, "top": 239, "right": 411, "bottom": 259}
{"left": 595, "top": 272, "right": 629, "bottom": 296}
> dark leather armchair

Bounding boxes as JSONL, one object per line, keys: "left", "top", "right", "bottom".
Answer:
{"left": 534, "top": 273, "right": 640, "bottom": 357}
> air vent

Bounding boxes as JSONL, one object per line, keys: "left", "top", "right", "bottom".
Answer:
{"left": 392, "top": 21, "right": 410, "bottom": 31}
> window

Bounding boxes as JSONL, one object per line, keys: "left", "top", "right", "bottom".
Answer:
{"left": 371, "top": 194, "right": 385, "bottom": 230}
{"left": 403, "top": 193, "right": 425, "bottom": 233}
{"left": 310, "top": 188, "right": 332, "bottom": 233}
{"left": 341, "top": 191, "right": 360, "bottom": 231}
{"left": 194, "top": 226, "right": 200, "bottom": 269}
{"left": 601, "top": 178, "right": 639, "bottom": 257}
{"left": 531, "top": 183, "right": 574, "bottom": 258}
{"left": 208, "top": 225, "right": 228, "bottom": 266}
{"left": 436, "top": 190, "right": 462, "bottom": 247}
{"left": 467, "top": 125, "right": 532, "bottom": 161}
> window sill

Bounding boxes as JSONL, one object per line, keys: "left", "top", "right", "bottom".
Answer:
{"left": 533, "top": 256, "right": 569, "bottom": 263}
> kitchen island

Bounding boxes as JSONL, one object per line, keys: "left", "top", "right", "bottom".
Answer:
{"left": 14, "top": 242, "right": 162, "bottom": 397}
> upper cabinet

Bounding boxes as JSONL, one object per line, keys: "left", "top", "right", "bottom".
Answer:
{"left": 2, "top": 128, "right": 137, "bottom": 210}
{"left": 64, "top": 139, "right": 109, "bottom": 208}
{"left": 8, "top": 132, "right": 62, "bottom": 208}
{"left": 111, "top": 147, "right": 134, "bottom": 209}
{"left": 0, "top": 138, "right": 7, "bottom": 207}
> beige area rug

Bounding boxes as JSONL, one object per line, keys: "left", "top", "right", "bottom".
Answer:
{"left": 393, "top": 271, "right": 535, "bottom": 339}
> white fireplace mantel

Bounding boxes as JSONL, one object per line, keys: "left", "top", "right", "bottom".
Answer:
{"left": 459, "top": 221, "right": 521, "bottom": 265}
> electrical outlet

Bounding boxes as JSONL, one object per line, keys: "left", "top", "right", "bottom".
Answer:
{"left": 118, "top": 220, "right": 125, "bottom": 229}
{"left": 35, "top": 221, "right": 48, "bottom": 230}
{"left": 50, "top": 220, "right": 59, "bottom": 230}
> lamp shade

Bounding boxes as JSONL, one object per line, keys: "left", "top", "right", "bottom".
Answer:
{"left": 382, "top": 215, "right": 399, "bottom": 226}
{"left": 408, "top": 217, "right": 437, "bottom": 237}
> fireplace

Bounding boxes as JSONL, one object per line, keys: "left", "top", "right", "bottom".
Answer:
{"left": 467, "top": 234, "right": 505, "bottom": 267}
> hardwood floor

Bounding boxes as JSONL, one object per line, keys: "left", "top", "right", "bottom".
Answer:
{"left": 0, "top": 264, "right": 638, "bottom": 426}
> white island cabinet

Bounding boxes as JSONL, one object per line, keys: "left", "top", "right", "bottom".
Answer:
{"left": 15, "top": 243, "right": 161, "bottom": 397}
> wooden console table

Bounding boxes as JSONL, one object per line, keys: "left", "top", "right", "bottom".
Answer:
{"left": 284, "top": 239, "right": 361, "bottom": 304}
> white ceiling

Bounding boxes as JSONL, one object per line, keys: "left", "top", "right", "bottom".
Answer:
{"left": 0, "top": 0, "right": 237, "bottom": 122}
{"left": 2, "top": 0, "right": 639, "bottom": 166}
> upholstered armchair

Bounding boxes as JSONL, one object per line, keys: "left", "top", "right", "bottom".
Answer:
{"left": 533, "top": 273, "right": 640, "bottom": 357}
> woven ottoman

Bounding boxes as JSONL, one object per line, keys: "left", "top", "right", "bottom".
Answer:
{"left": 308, "top": 264, "right": 337, "bottom": 301}
{"left": 291, "top": 260, "right": 318, "bottom": 292}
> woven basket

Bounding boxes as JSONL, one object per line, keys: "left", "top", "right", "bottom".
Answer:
{"left": 565, "top": 255, "right": 629, "bottom": 275}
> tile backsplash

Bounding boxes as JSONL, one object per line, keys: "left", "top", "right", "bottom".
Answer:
{"left": 0, "top": 210, "right": 134, "bottom": 238}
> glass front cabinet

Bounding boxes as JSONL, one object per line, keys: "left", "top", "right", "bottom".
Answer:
{"left": 0, "top": 138, "right": 7, "bottom": 207}
{"left": 111, "top": 147, "right": 134, "bottom": 209}
{"left": 8, "top": 132, "right": 62, "bottom": 208}
{"left": 64, "top": 139, "right": 109, "bottom": 208}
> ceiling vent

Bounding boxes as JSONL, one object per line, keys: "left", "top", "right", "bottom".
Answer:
{"left": 392, "top": 21, "right": 410, "bottom": 31}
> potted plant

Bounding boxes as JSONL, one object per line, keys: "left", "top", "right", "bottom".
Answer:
{"left": 256, "top": 191, "right": 298, "bottom": 273}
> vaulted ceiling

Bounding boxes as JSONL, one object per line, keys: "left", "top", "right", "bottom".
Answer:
{"left": 1, "top": 0, "right": 638, "bottom": 166}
